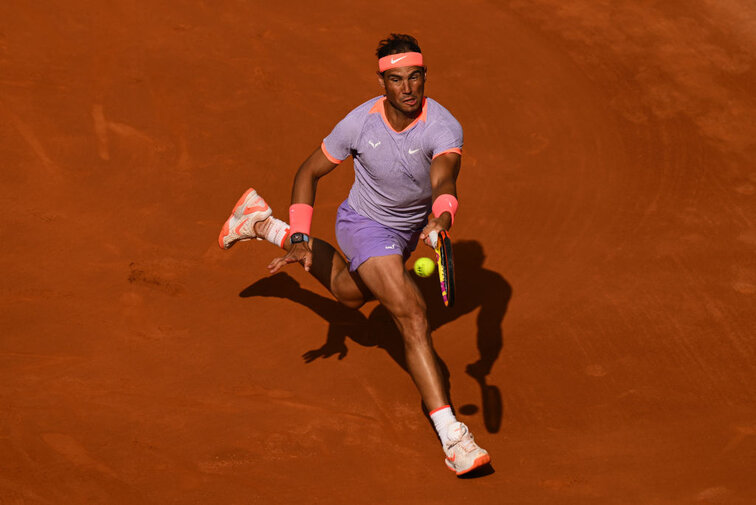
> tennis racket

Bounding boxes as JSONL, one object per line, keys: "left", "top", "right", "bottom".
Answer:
{"left": 429, "top": 230, "right": 456, "bottom": 307}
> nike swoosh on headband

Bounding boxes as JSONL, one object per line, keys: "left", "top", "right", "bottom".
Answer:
{"left": 378, "top": 52, "right": 424, "bottom": 72}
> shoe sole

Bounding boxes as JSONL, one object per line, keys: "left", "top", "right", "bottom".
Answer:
{"left": 218, "top": 188, "right": 256, "bottom": 249}
{"left": 446, "top": 453, "right": 491, "bottom": 476}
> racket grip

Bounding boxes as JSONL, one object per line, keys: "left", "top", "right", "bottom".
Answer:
{"left": 428, "top": 230, "right": 438, "bottom": 248}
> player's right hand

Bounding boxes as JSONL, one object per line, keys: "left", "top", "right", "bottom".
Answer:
{"left": 268, "top": 243, "right": 313, "bottom": 273}
{"left": 420, "top": 215, "right": 449, "bottom": 248}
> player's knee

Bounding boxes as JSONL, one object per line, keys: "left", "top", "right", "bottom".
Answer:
{"left": 390, "top": 298, "right": 428, "bottom": 335}
{"left": 401, "top": 317, "right": 432, "bottom": 349}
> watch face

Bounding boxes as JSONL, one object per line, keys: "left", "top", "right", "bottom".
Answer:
{"left": 290, "top": 232, "right": 308, "bottom": 243}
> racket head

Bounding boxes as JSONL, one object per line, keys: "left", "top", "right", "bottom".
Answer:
{"left": 440, "top": 231, "right": 455, "bottom": 307}
{"left": 434, "top": 230, "right": 455, "bottom": 307}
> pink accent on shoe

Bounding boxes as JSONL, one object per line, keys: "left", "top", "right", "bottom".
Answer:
{"left": 234, "top": 218, "right": 249, "bottom": 235}
{"left": 218, "top": 188, "right": 256, "bottom": 249}
{"left": 452, "top": 454, "right": 491, "bottom": 476}
{"left": 218, "top": 221, "right": 230, "bottom": 249}
{"left": 233, "top": 188, "right": 256, "bottom": 210}
{"left": 218, "top": 187, "right": 272, "bottom": 250}
{"left": 442, "top": 422, "right": 490, "bottom": 476}
{"left": 243, "top": 202, "right": 270, "bottom": 215}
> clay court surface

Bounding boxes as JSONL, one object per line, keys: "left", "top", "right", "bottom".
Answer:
{"left": 2, "top": 1, "right": 755, "bottom": 503}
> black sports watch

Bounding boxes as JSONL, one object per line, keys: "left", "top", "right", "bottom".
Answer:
{"left": 290, "top": 232, "right": 310, "bottom": 244}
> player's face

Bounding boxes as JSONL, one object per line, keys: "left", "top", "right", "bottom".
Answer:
{"left": 379, "top": 66, "right": 426, "bottom": 116}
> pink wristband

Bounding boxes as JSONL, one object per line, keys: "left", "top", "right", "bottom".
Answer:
{"left": 432, "top": 194, "right": 458, "bottom": 226}
{"left": 289, "top": 203, "right": 313, "bottom": 235}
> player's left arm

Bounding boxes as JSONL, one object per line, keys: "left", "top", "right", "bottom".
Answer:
{"left": 420, "top": 151, "right": 461, "bottom": 246}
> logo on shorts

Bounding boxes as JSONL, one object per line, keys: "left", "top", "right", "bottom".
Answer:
{"left": 385, "top": 244, "right": 398, "bottom": 250}
{"left": 369, "top": 140, "right": 381, "bottom": 149}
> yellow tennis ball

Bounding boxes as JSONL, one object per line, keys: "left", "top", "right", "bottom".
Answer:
{"left": 413, "top": 257, "right": 435, "bottom": 277}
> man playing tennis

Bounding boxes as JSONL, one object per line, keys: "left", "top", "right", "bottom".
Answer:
{"left": 218, "top": 33, "right": 490, "bottom": 475}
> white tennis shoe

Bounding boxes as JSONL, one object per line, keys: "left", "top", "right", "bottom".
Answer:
{"left": 443, "top": 422, "right": 491, "bottom": 475}
{"left": 218, "top": 188, "right": 272, "bottom": 249}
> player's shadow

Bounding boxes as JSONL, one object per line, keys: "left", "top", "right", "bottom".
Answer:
{"left": 239, "top": 240, "right": 511, "bottom": 434}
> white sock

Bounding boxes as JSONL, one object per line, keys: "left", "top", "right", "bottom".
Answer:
{"left": 256, "top": 217, "right": 290, "bottom": 248}
{"left": 430, "top": 405, "right": 457, "bottom": 446}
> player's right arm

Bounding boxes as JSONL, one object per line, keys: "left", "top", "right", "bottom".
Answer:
{"left": 289, "top": 145, "right": 340, "bottom": 206}
{"left": 268, "top": 101, "right": 367, "bottom": 273}
{"left": 267, "top": 146, "right": 339, "bottom": 274}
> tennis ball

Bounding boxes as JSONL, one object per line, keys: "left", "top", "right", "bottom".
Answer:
{"left": 413, "top": 257, "right": 435, "bottom": 277}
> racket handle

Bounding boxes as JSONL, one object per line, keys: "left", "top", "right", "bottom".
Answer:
{"left": 428, "top": 230, "right": 438, "bottom": 248}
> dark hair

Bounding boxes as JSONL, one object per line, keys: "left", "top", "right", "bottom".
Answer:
{"left": 376, "top": 33, "right": 422, "bottom": 59}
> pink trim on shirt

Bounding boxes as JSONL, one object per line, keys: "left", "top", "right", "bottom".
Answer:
{"left": 369, "top": 96, "right": 428, "bottom": 133}
{"left": 320, "top": 141, "right": 343, "bottom": 164}
{"left": 368, "top": 98, "right": 384, "bottom": 114}
{"left": 432, "top": 147, "right": 462, "bottom": 160}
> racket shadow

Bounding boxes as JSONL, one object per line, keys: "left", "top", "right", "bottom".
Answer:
{"left": 414, "top": 240, "right": 512, "bottom": 433}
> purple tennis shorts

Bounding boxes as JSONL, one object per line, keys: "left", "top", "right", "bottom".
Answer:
{"left": 335, "top": 200, "right": 421, "bottom": 272}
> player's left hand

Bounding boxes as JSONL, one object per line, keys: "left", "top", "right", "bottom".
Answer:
{"left": 267, "top": 242, "right": 313, "bottom": 273}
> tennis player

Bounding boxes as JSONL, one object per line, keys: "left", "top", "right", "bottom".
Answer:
{"left": 219, "top": 34, "right": 489, "bottom": 475}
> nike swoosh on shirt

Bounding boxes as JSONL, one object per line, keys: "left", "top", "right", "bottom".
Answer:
{"left": 390, "top": 55, "right": 407, "bottom": 64}
{"left": 408, "top": 148, "right": 420, "bottom": 154}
